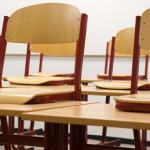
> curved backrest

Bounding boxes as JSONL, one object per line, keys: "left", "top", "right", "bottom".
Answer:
{"left": 108, "top": 39, "right": 130, "bottom": 56}
{"left": 5, "top": 3, "right": 81, "bottom": 44}
{"left": 115, "top": 28, "right": 134, "bottom": 55}
{"left": 140, "top": 8, "right": 150, "bottom": 50}
{"left": 30, "top": 42, "right": 76, "bottom": 56}
{"left": 115, "top": 27, "right": 149, "bottom": 56}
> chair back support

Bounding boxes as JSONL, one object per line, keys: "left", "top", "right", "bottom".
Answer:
{"left": 140, "top": 8, "right": 150, "bottom": 50}
{"left": 6, "top": 3, "right": 81, "bottom": 44}
{"left": 115, "top": 28, "right": 135, "bottom": 55}
{"left": 30, "top": 42, "right": 76, "bottom": 56}
{"left": 115, "top": 27, "right": 149, "bottom": 55}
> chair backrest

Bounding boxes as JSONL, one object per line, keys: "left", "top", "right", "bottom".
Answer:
{"left": 6, "top": 3, "right": 81, "bottom": 44}
{"left": 129, "top": 9, "right": 150, "bottom": 94}
{"left": 140, "top": 8, "right": 150, "bottom": 51}
{"left": 0, "top": 3, "right": 88, "bottom": 100}
{"left": 30, "top": 42, "right": 76, "bottom": 56}
{"left": 108, "top": 38, "right": 132, "bottom": 57}
{"left": 105, "top": 28, "right": 149, "bottom": 81}
{"left": 115, "top": 27, "right": 149, "bottom": 56}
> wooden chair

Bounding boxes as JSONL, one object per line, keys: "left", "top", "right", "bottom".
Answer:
{"left": 0, "top": 3, "right": 87, "bottom": 149}
{"left": 4, "top": 4, "right": 87, "bottom": 87}
{"left": 24, "top": 42, "right": 76, "bottom": 77}
{"left": 114, "top": 9, "right": 150, "bottom": 149}
{"left": 95, "top": 27, "right": 150, "bottom": 90}
{"left": 114, "top": 10, "right": 150, "bottom": 114}
{"left": 97, "top": 36, "right": 149, "bottom": 80}
{"left": 91, "top": 27, "right": 150, "bottom": 145}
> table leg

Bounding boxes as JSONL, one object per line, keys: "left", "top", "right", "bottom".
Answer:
{"left": 1, "top": 116, "right": 11, "bottom": 150}
{"left": 133, "top": 129, "right": 143, "bottom": 150}
{"left": 44, "top": 122, "right": 68, "bottom": 150}
{"left": 70, "top": 124, "right": 87, "bottom": 150}
{"left": 101, "top": 96, "right": 110, "bottom": 143}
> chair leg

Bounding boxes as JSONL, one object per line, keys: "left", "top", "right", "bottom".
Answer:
{"left": 17, "top": 118, "right": 35, "bottom": 150}
{"left": 1, "top": 116, "right": 11, "bottom": 150}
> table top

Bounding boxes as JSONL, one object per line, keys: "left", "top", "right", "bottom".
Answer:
{"left": 22, "top": 103, "right": 150, "bottom": 130}
{"left": 0, "top": 101, "right": 96, "bottom": 116}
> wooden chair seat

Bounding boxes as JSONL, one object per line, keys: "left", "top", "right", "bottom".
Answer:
{"left": 81, "top": 85, "right": 130, "bottom": 96}
{"left": 97, "top": 74, "right": 145, "bottom": 80}
{"left": 115, "top": 93, "right": 150, "bottom": 112}
{"left": 81, "top": 79, "right": 103, "bottom": 84}
{"left": 94, "top": 80, "right": 150, "bottom": 90}
{"left": 6, "top": 76, "right": 73, "bottom": 85}
{"left": 30, "top": 72, "right": 73, "bottom": 77}
{"left": 0, "top": 85, "right": 74, "bottom": 104}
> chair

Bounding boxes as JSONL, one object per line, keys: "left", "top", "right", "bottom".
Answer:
{"left": 94, "top": 27, "right": 150, "bottom": 90}
{"left": 97, "top": 28, "right": 149, "bottom": 80}
{"left": 91, "top": 27, "right": 150, "bottom": 145}
{"left": 0, "top": 3, "right": 87, "bottom": 149}
{"left": 115, "top": 10, "right": 150, "bottom": 114}
{"left": 25, "top": 42, "right": 76, "bottom": 77}
{"left": 114, "top": 9, "right": 150, "bottom": 149}
{"left": 5, "top": 4, "right": 87, "bottom": 87}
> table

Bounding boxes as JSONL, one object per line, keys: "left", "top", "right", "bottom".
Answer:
{"left": 22, "top": 102, "right": 150, "bottom": 150}
{"left": 0, "top": 101, "right": 96, "bottom": 149}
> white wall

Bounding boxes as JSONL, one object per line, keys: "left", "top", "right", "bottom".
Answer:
{"left": 1, "top": 0, "right": 150, "bottom": 55}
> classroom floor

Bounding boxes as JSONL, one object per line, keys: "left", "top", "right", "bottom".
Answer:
{"left": 1, "top": 140, "right": 149, "bottom": 150}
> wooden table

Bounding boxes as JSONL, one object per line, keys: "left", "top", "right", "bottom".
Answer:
{"left": 0, "top": 101, "right": 95, "bottom": 116}
{"left": 0, "top": 101, "right": 96, "bottom": 149}
{"left": 22, "top": 102, "right": 150, "bottom": 150}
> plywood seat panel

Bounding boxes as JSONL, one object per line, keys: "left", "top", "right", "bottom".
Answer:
{"left": 81, "top": 85, "right": 130, "bottom": 96}
{"left": 94, "top": 80, "right": 150, "bottom": 90}
{"left": 81, "top": 79, "right": 103, "bottom": 84}
{"left": 30, "top": 72, "right": 73, "bottom": 77}
{"left": 97, "top": 74, "right": 145, "bottom": 80}
{"left": 22, "top": 103, "right": 150, "bottom": 130}
{"left": 7, "top": 76, "right": 73, "bottom": 85}
{"left": 115, "top": 93, "right": 150, "bottom": 112}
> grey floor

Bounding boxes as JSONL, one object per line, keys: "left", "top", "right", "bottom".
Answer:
{"left": 0, "top": 140, "right": 146, "bottom": 150}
